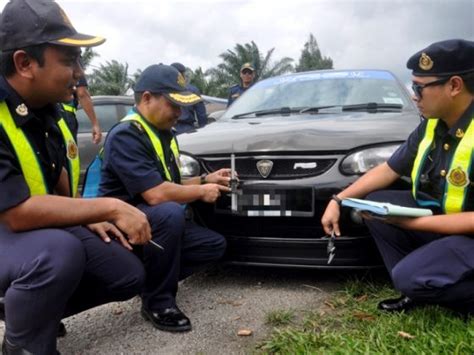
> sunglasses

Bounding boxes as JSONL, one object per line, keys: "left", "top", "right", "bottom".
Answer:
{"left": 412, "top": 77, "right": 450, "bottom": 99}
{"left": 241, "top": 70, "right": 254, "bottom": 75}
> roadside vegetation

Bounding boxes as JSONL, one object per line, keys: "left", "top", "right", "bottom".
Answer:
{"left": 258, "top": 278, "right": 474, "bottom": 354}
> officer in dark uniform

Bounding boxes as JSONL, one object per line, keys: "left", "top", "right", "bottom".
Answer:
{"left": 62, "top": 70, "right": 102, "bottom": 144}
{"left": 227, "top": 62, "right": 255, "bottom": 107}
{"left": 99, "top": 64, "right": 231, "bottom": 332}
{"left": 0, "top": 1, "right": 151, "bottom": 353}
{"left": 322, "top": 39, "right": 474, "bottom": 316}
{"left": 170, "top": 62, "right": 207, "bottom": 135}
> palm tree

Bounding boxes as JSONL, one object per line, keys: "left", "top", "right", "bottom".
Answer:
{"left": 88, "top": 60, "right": 132, "bottom": 96}
{"left": 206, "top": 41, "right": 294, "bottom": 97}
{"left": 80, "top": 48, "right": 99, "bottom": 70}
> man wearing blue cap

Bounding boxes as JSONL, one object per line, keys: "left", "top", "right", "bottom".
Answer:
{"left": 0, "top": 0, "right": 151, "bottom": 353}
{"left": 321, "top": 39, "right": 474, "bottom": 316}
{"left": 99, "top": 64, "right": 230, "bottom": 332}
{"left": 170, "top": 62, "right": 207, "bottom": 135}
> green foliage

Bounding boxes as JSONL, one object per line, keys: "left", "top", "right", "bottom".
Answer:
{"left": 265, "top": 310, "right": 295, "bottom": 327}
{"left": 206, "top": 41, "right": 294, "bottom": 97}
{"left": 295, "top": 33, "right": 333, "bottom": 72}
{"left": 258, "top": 279, "right": 474, "bottom": 354}
{"left": 88, "top": 60, "right": 133, "bottom": 96}
{"left": 80, "top": 48, "right": 99, "bottom": 70}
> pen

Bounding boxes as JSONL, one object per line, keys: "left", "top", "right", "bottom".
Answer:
{"left": 149, "top": 240, "right": 164, "bottom": 251}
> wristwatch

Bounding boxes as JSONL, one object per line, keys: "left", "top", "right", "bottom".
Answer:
{"left": 200, "top": 173, "right": 208, "bottom": 185}
{"left": 331, "top": 194, "right": 342, "bottom": 206}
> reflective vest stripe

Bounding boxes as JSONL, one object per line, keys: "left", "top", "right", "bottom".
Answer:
{"left": 57, "top": 118, "right": 80, "bottom": 197}
{"left": 443, "top": 119, "right": 474, "bottom": 213}
{"left": 0, "top": 102, "right": 80, "bottom": 197}
{"left": 411, "top": 119, "right": 438, "bottom": 207}
{"left": 411, "top": 118, "right": 474, "bottom": 214}
{"left": 121, "top": 114, "right": 180, "bottom": 182}
{"left": 0, "top": 102, "right": 47, "bottom": 195}
{"left": 62, "top": 103, "right": 77, "bottom": 113}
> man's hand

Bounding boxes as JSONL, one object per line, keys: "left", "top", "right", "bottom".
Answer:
{"left": 200, "top": 183, "right": 231, "bottom": 203}
{"left": 321, "top": 200, "right": 341, "bottom": 236}
{"left": 91, "top": 123, "right": 102, "bottom": 144}
{"left": 206, "top": 168, "right": 234, "bottom": 186}
{"left": 86, "top": 221, "right": 133, "bottom": 250}
{"left": 110, "top": 200, "right": 151, "bottom": 245}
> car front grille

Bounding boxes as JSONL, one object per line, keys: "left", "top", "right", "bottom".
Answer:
{"left": 202, "top": 156, "right": 337, "bottom": 179}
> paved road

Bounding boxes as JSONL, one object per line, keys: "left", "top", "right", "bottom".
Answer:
{"left": 1, "top": 265, "right": 372, "bottom": 354}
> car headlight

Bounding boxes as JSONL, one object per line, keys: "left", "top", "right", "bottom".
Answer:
{"left": 340, "top": 144, "right": 400, "bottom": 175}
{"left": 179, "top": 154, "right": 201, "bottom": 178}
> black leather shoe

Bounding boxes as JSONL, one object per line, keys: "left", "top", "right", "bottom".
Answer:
{"left": 378, "top": 295, "right": 418, "bottom": 312}
{"left": 2, "top": 335, "right": 33, "bottom": 355}
{"left": 141, "top": 306, "right": 192, "bottom": 332}
{"left": 0, "top": 297, "right": 4, "bottom": 322}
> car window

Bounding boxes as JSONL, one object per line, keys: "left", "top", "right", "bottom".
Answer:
{"left": 76, "top": 104, "right": 119, "bottom": 133}
{"left": 224, "top": 71, "right": 412, "bottom": 118}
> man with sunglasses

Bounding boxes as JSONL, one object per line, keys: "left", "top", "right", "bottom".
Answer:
{"left": 227, "top": 62, "right": 256, "bottom": 107}
{"left": 321, "top": 39, "right": 474, "bottom": 316}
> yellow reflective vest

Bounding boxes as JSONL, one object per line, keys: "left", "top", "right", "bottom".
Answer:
{"left": 121, "top": 113, "right": 180, "bottom": 182}
{"left": 0, "top": 101, "right": 80, "bottom": 197}
{"left": 411, "top": 118, "right": 474, "bottom": 214}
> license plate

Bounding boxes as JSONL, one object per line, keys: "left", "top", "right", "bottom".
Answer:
{"left": 215, "top": 185, "right": 314, "bottom": 217}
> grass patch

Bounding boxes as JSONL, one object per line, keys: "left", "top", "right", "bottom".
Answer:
{"left": 258, "top": 278, "right": 474, "bottom": 354}
{"left": 265, "top": 310, "right": 295, "bottom": 327}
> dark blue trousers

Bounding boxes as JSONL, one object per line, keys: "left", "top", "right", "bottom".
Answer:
{"left": 0, "top": 224, "right": 145, "bottom": 355}
{"left": 365, "top": 190, "right": 474, "bottom": 314}
{"left": 137, "top": 202, "right": 226, "bottom": 310}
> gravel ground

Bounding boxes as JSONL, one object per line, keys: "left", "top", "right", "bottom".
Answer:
{"left": 1, "top": 265, "right": 363, "bottom": 354}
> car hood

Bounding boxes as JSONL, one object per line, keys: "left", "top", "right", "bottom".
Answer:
{"left": 178, "top": 111, "right": 420, "bottom": 155}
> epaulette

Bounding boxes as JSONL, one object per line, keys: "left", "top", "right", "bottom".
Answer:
{"left": 130, "top": 120, "right": 145, "bottom": 134}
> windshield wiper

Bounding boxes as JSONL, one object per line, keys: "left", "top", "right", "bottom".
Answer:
{"left": 232, "top": 107, "right": 300, "bottom": 119}
{"left": 299, "top": 105, "right": 339, "bottom": 114}
{"left": 342, "top": 102, "right": 403, "bottom": 113}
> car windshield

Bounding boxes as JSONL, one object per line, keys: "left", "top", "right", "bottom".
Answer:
{"left": 224, "top": 70, "right": 412, "bottom": 119}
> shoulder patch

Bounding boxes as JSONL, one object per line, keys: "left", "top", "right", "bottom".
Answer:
{"left": 131, "top": 120, "right": 145, "bottom": 133}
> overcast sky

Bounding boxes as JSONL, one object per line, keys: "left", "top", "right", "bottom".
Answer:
{"left": 1, "top": 0, "right": 473, "bottom": 87}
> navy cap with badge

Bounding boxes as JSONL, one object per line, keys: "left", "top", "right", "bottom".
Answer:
{"left": 134, "top": 64, "right": 202, "bottom": 107}
{"left": 0, "top": 0, "right": 105, "bottom": 51}
{"left": 170, "top": 62, "right": 186, "bottom": 74}
{"left": 407, "top": 39, "right": 474, "bottom": 77}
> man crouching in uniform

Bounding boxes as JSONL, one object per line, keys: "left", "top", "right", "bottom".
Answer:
{"left": 322, "top": 39, "right": 474, "bottom": 317}
{"left": 99, "top": 64, "right": 230, "bottom": 332}
{"left": 0, "top": 1, "right": 152, "bottom": 353}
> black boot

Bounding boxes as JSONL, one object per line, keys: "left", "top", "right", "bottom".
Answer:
{"left": 2, "top": 336, "right": 33, "bottom": 355}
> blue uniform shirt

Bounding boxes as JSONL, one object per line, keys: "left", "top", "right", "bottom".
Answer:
{"left": 177, "top": 84, "right": 207, "bottom": 127}
{"left": 387, "top": 100, "right": 474, "bottom": 211}
{"left": 99, "top": 108, "right": 181, "bottom": 205}
{"left": 227, "top": 84, "right": 249, "bottom": 107}
{"left": 0, "top": 76, "right": 71, "bottom": 213}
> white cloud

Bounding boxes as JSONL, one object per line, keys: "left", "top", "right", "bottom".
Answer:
{"left": 0, "top": 0, "right": 472, "bottom": 86}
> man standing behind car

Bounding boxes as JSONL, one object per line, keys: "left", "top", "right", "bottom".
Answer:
{"left": 321, "top": 39, "right": 474, "bottom": 317}
{"left": 62, "top": 71, "right": 102, "bottom": 143}
{"left": 99, "top": 64, "right": 231, "bottom": 332}
{"left": 170, "top": 62, "right": 207, "bottom": 135}
{"left": 0, "top": 0, "right": 151, "bottom": 353}
{"left": 227, "top": 62, "right": 255, "bottom": 107}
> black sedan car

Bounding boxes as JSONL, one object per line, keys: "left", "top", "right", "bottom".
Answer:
{"left": 177, "top": 69, "right": 420, "bottom": 268}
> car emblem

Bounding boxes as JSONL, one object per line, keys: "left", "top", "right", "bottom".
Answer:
{"left": 256, "top": 160, "right": 273, "bottom": 178}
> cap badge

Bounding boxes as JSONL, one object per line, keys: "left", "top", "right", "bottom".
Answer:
{"left": 447, "top": 166, "right": 469, "bottom": 187}
{"left": 419, "top": 52, "right": 433, "bottom": 71}
{"left": 15, "top": 103, "right": 28, "bottom": 116}
{"left": 67, "top": 139, "right": 78, "bottom": 160}
{"left": 177, "top": 73, "right": 186, "bottom": 88}
{"left": 455, "top": 128, "right": 465, "bottom": 138}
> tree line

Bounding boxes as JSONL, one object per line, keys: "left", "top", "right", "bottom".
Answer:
{"left": 86, "top": 33, "right": 333, "bottom": 98}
